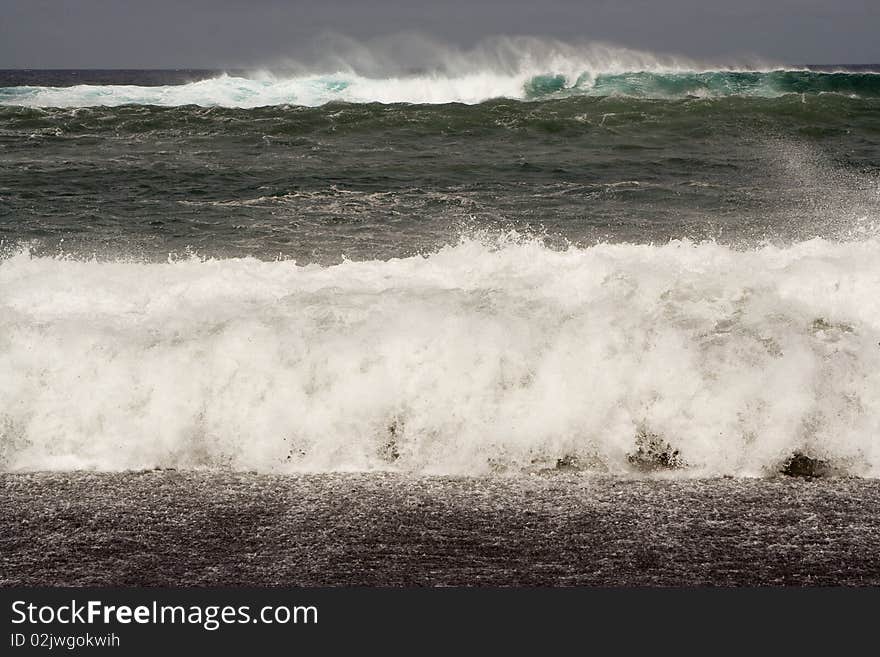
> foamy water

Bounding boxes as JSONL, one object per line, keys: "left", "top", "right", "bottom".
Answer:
{"left": 6, "top": 69, "right": 879, "bottom": 107}
{"left": 2, "top": 235, "right": 879, "bottom": 476}
{"left": 0, "top": 41, "right": 717, "bottom": 107}
{"left": 4, "top": 39, "right": 876, "bottom": 108}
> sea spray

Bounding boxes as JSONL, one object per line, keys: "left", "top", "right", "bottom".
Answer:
{"left": 3, "top": 70, "right": 880, "bottom": 107}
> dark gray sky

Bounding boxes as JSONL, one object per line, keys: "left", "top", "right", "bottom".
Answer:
{"left": 1, "top": 0, "right": 878, "bottom": 69}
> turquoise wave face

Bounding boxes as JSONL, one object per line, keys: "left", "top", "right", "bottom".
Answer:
{"left": 523, "top": 74, "right": 570, "bottom": 97}
{"left": 525, "top": 71, "right": 880, "bottom": 100}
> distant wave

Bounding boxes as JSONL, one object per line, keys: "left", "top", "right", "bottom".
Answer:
{"left": 2, "top": 70, "right": 879, "bottom": 108}
{"left": 2, "top": 234, "right": 880, "bottom": 476}
{"left": 5, "top": 38, "right": 877, "bottom": 107}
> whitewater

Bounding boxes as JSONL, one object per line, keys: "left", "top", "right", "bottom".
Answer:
{"left": 2, "top": 235, "right": 879, "bottom": 476}
{"left": 4, "top": 69, "right": 880, "bottom": 107}
{"left": 1, "top": 40, "right": 877, "bottom": 108}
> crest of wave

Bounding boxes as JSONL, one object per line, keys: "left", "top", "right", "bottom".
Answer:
{"left": 1, "top": 36, "right": 782, "bottom": 107}
{"left": 250, "top": 34, "right": 778, "bottom": 104}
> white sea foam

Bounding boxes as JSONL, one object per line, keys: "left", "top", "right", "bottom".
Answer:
{"left": 2, "top": 235, "right": 879, "bottom": 476}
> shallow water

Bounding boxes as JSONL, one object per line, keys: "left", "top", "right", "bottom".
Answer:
{"left": 3, "top": 472, "right": 879, "bottom": 586}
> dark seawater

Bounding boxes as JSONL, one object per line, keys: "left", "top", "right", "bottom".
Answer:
{"left": 1, "top": 66, "right": 880, "bottom": 478}
{"left": 3, "top": 472, "right": 880, "bottom": 586}
{"left": 1, "top": 68, "right": 879, "bottom": 261}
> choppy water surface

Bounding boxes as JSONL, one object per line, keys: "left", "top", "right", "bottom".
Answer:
{"left": 1, "top": 53, "right": 879, "bottom": 476}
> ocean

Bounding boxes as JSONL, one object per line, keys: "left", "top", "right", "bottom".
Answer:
{"left": 1, "top": 53, "right": 879, "bottom": 584}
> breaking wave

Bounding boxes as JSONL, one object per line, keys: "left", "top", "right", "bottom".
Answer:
{"left": 1, "top": 39, "right": 877, "bottom": 107}
{"left": 2, "top": 234, "right": 880, "bottom": 476}
{"left": 3, "top": 70, "right": 879, "bottom": 108}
